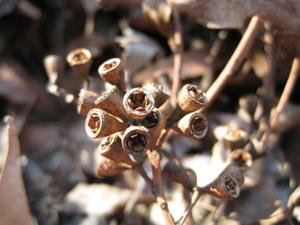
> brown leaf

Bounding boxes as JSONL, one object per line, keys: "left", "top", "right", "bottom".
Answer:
{"left": 133, "top": 49, "right": 211, "bottom": 85}
{"left": 170, "top": 0, "right": 300, "bottom": 33}
{"left": 0, "top": 116, "right": 35, "bottom": 225}
{"left": 0, "top": 60, "right": 36, "bottom": 105}
{"left": 61, "top": 183, "right": 154, "bottom": 216}
{"left": 169, "top": 0, "right": 300, "bottom": 51}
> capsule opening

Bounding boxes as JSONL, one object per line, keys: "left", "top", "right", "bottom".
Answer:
{"left": 142, "top": 111, "right": 160, "bottom": 128}
{"left": 126, "top": 133, "right": 148, "bottom": 154}
{"left": 190, "top": 115, "right": 207, "bottom": 136}
{"left": 128, "top": 91, "right": 149, "bottom": 112}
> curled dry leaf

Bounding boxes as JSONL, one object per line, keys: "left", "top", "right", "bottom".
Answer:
{"left": 0, "top": 126, "right": 8, "bottom": 179}
{"left": 169, "top": 0, "right": 300, "bottom": 33}
{"left": 61, "top": 183, "right": 154, "bottom": 216}
{"left": 0, "top": 116, "right": 35, "bottom": 225}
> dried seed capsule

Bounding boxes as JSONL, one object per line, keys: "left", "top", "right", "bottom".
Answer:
{"left": 230, "top": 149, "right": 252, "bottom": 168}
{"left": 162, "top": 161, "right": 197, "bottom": 191}
{"left": 77, "top": 89, "right": 99, "bottom": 115}
{"left": 224, "top": 128, "right": 248, "bottom": 151}
{"left": 96, "top": 154, "right": 132, "bottom": 177}
{"left": 141, "top": 108, "right": 167, "bottom": 147}
{"left": 173, "top": 112, "right": 208, "bottom": 139}
{"left": 43, "top": 54, "right": 64, "bottom": 84}
{"left": 122, "top": 126, "right": 150, "bottom": 163}
{"left": 178, "top": 84, "right": 207, "bottom": 112}
{"left": 168, "top": 84, "right": 207, "bottom": 124}
{"left": 202, "top": 164, "right": 244, "bottom": 200}
{"left": 67, "top": 48, "right": 92, "bottom": 81}
{"left": 95, "top": 86, "right": 127, "bottom": 121}
{"left": 123, "top": 88, "right": 155, "bottom": 120}
{"left": 85, "top": 109, "right": 128, "bottom": 139}
{"left": 98, "top": 58, "right": 125, "bottom": 92}
{"left": 98, "top": 133, "right": 136, "bottom": 167}
{"left": 141, "top": 109, "right": 161, "bottom": 129}
{"left": 143, "top": 83, "right": 169, "bottom": 108}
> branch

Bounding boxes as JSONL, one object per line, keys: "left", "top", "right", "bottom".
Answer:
{"left": 147, "top": 149, "right": 176, "bottom": 225}
{"left": 260, "top": 56, "right": 300, "bottom": 143}
{"left": 170, "top": 6, "right": 184, "bottom": 106}
{"left": 201, "top": 16, "right": 262, "bottom": 111}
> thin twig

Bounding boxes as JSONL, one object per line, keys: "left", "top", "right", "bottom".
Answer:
{"left": 179, "top": 187, "right": 205, "bottom": 225}
{"left": 201, "top": 16, "right": 262, "bottom": 112}
{"left": 170, "top": 6, "right": 183, "bottom": 106}
{"left": 147, "top": 149, "right": 176, "bottom": 225}
{"left": 261, "top": 56, "right": 300, "bottom": 143}
{"left": 124, "top": 166, "right": 152, "bottom": 214}
{"left": 84, "top": 11, "right": 96, "bottom": 37}
{"left": 263, "top": 21, "right": 276, "bottom": 102}
{"left": 181, "top": 187, "right": 194, "bottom": 225}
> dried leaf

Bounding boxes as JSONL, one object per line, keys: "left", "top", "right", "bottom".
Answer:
{"left": 0, "top": 126, "right": 8, "bottom": 179}
{"left": 170, "top": 0, "right": 300, "bottom": 33}
{"left": 61, "top": 183, "right": 154, "bottom": 216}
{"left": 0, "top": 116, "right": 35, "bottom": 225}
{"left": 168, "top": 0, "right": 300, "bottom": 50}
{"left": 116, "top": 26, "right": 162, "bottom": 74}
{"left": 0, "top": 61, "right": 36, "bottom": 105}
{"left": 134, "top": 49, "right": 210, "bottom": 84}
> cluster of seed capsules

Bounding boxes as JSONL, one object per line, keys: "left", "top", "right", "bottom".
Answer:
{"left": 79, "top": 57, "right": 209, "bottom": 177}
{"left": 44, "top": 48, "right": 244, "bottom": 201}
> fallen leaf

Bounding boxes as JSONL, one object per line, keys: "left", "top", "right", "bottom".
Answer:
{"left": 0, "top": 116, "right": 35, "bottom": 225}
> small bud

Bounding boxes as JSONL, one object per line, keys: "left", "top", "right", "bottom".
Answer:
{"left": 67, "top": 48, "right": 92, "bottom": 81}
{"left": 98, "top": 58, "right": 125, "bottom": 92}
{"left": 178, "top": 84, "right": 207, "bottom": 112}
{"left": 173, "top": 112, "right": 208, "bottom": 139}
{"left": 122, "top": 126, "right": 150, "bottom": 163}
{"left": 123, "top": 87, "right": 155, "bottom": 120}
{"left": 77, "top": 89, "right": 99, "bottom": 115}
{"left": 85, "top": 109, "right": 128, "bottom": 139}
{"left": 43, "top": 54, "right": 64, "bottom": 84}
{"left": 143, "top": 83, "right": 169, "bottom": 108}
{"left": 94, "top": 86, "right": 127, "bottom": 121}
{"left": 98, "top": 133, "right": 136, "bottom": 167}
{"left": 162, "top": 161, "right": 197, "bottom": 191}
{"left": 202, "top": 164, "right": 244, "bottom": 200}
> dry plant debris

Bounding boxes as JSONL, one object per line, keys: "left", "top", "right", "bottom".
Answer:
{"left": 0, "top": 0, "right": 300, "bottom": 225}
